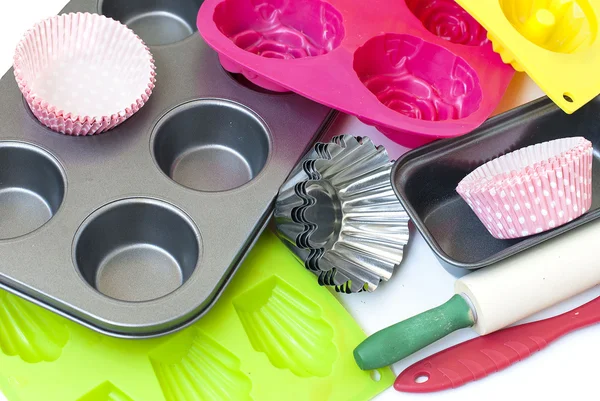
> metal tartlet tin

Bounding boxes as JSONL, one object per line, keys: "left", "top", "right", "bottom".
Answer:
{"left": 275, "top": 135, "right": 410, "bottom": 293}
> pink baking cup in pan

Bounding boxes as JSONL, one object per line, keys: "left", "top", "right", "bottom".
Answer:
{"left": 13, "top": 12, "right": 156, "bottom": 136}
{"left": 457, "top": 137, "right": 593, "bottom": 240}
{"left": 196, "top": 0, "right": 515, "bottom": 147}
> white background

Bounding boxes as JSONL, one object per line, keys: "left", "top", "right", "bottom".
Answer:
{"left": 0, "top": 2, "right": 598, "bottom": 400}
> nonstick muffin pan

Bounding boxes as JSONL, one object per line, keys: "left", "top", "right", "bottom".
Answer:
{"left": 196, "top": 0, "right": 515, "bottom": 148}
{"left": 0, "top": 231, "right": 394, "bottom": 401}
{"left": 391, "top": 95, "right": 600, "bottom": 272}
{"left": 454, "top": 0, "right": 600, "bottom": 114}
{"left": 0, "top": 0, "right": 336, "bottom": 338}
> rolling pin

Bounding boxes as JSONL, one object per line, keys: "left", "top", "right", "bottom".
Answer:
{"left": 394, "top": 295, "right": 600, "bottom": 392}
{"left": 353, "top": 219, "right": 600, "bottom": 371}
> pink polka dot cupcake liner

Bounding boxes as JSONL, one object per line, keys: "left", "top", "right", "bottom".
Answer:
{"left": 456, "top": 137, "right": 593, "bottom": 239}
{"left": 13, "top": 12, "right": 156, "bottom": 136}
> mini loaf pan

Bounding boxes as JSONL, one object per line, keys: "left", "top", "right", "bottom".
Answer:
{"left": 0, "top": 0, "right": 336, "bottom": 338}
{"left": 391, "top": 95, "right": 600, "bottom": 273}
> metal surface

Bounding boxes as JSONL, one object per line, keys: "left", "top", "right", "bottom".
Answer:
{"left": 0, "top": 0, "right": 336, "bottom": 337}
{"left": 151, "top": 99, "right": 270, "bottom": 192}
{"left": 73, "top": 198, "right": 200, "bottom": 303}
{"left": 0, "top": 142, "right": 66, "bottom": 240}
{"left": 275, "top": 135, "right": 410, "bottom": 293}
{"left": 391, "top": 95, "right": 600, "bottom": 273}
{"left": 99, "top": 0, "right": 204, "bottom": 46}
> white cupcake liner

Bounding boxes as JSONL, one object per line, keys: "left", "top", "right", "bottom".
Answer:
{"left": 13, "top": 12, "right": 156, "bottom": 136}
{"left": 456, "top": 137, "right": 593, "bottom": 239}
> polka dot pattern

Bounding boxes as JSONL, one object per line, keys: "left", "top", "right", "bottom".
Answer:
{"left": 457, "top": 137, "right": 593, "bottom": 239}
{"left": 13, "top": 12, "right": 156, "bottom": 136}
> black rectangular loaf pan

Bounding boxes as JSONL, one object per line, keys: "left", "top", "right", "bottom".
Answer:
{"left": 392, "top": 95, "right": 600, "bottom": 272}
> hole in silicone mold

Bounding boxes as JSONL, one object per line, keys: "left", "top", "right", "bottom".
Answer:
{"left": 370, "top": 370, "right": 382, "bottom": 382}
{"left": 415, "top": 373, "right": 430, "bottom": 383}
{"left": 0, "top": 142, "right": 65, "bottom": 240}
{"left": 214, "top": 0, "right": 345, "bottom": 59}
{"left": 405, "top": 0, "right": 489, "bottom": 46}
{"left": 0, "top": 292, "right": 69, "bottom": 363}
{"left": 564, "top": 92, "right": 574, "bottom": 102}
{"left": 233, "top": 276, "right": 337, "bottom": 377}
{"left": 499, "top": 0, "right": 596, "bottom": 53}
{"left": 149, "top": 329, "right": 253, "bottom": 401}
{"left": 152, "top": 99, "right": 270, "bottom": 192}
{"left": 74, "top": 198, "right": 201, "bottom": 302}
{"left": 354, "top": 34, "right": 482, "bottom": 122}
{"left": 77, "top": 381, "right": 135, "bottom": 401}
{"left": 100, "top": 0, "right": 205, "bottom": 46}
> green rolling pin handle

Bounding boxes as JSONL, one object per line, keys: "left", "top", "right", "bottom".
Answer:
{"left": 353, "top": 294, "right": 476, "bottom": 371}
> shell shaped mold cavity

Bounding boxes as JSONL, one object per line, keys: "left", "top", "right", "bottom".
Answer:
{"left": 406, "top": 0, "right": 489, "bottom": 46}
{"left": 77, "top": 382, "right": 135, "bottom": 401}
{"left": 149, "top": 329, "right": 253, "bottom": 401}
{"left": 499, "top": 0, "right": 597, "bottom": 53}
{"left": 354, "top": 34, "right": 483, "bottom": 122}
{"left": 214, "top": 0, "right": 345, "bottom": 59}
{"left": 233, "top": 276, "right": 337, "bottom": 377}
{"left": 0, "top": 292, "right": 69, "bottom": 363}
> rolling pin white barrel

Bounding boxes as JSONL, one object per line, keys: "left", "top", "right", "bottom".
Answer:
{"left": 354, "top": 219, "right": 600, "bottom": 370}
{"left": 456, "top": 219, "right": 600, "bottom": 335}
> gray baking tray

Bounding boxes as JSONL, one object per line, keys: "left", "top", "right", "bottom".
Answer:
{"left": 0, "top": 0, "right": 336, "bottom": 337}
{"left": 391, "top": 96, "right": 600, "bottom": 275}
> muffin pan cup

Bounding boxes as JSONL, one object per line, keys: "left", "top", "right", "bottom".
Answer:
{"left": 0, "top": 0, "right": 336, "bottom": 338}
{"left": 391, "top": 95, "right": 600, "bottom": 274}
{"left": 197, "top": 0, "right": 515, "bottom": 148}
{"left": 453, "top": 0, "right": 600, "bottom": 114}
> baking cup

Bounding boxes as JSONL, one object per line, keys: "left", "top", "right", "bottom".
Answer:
{"left": 456, "top": 137, "right": 593, "bottom": 239}
{"left": 13, "top": 12, "right": 156, "bottom": 136}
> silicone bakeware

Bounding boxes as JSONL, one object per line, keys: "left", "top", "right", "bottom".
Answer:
{"left": 196, "top": 0, "right": 515, "bottom": 148}
{"left": 391, "top": 95, "right": 600, "bottom": 273}
{"left": 0, "top": 0, "right": 336, "bottom": 338}
{"left": 0, "top": 230, "right": 394, "bottom": 401}
{"left": 454, "top": 0, "right": 600, "bottom": 114}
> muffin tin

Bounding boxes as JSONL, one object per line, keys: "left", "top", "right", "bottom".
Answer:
{"left": 391, "top": 95, "right": 600, "bottom": 273}
{"left": 196, "top": 0, "right": 515, "bottom": 148}
{"left": 0, "top": 230, "right": 394, "bottom": 401}
{"left": 454, "top": 0, "right": 600, "bottom": 114}
{"left": 0, "top": 0, "right": 336, "bottom": 337}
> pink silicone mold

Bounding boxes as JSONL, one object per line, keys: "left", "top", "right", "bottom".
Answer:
{"left": 405, "top": 0, "right": 489, "bottom": 46}
{"left": 198, "top": 0, "right": 514, "bottom": 147}
{"left": 354, "top": 34, "right": 482, "bottom": 123}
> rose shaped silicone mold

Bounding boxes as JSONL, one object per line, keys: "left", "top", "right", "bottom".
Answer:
{"left": 198, "top": 0, "right": 514, "bottom": 147}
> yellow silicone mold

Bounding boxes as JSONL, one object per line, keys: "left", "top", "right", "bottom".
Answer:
{"left": 0, "top": 230, "right": 393, "bottom": 401}
{"left": 454, "top": 0, "right": 600, "bottom": 113}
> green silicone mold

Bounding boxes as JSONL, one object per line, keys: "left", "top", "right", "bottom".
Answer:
{"left": 0, "top": 230, "right": 393, "bottom": 401}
